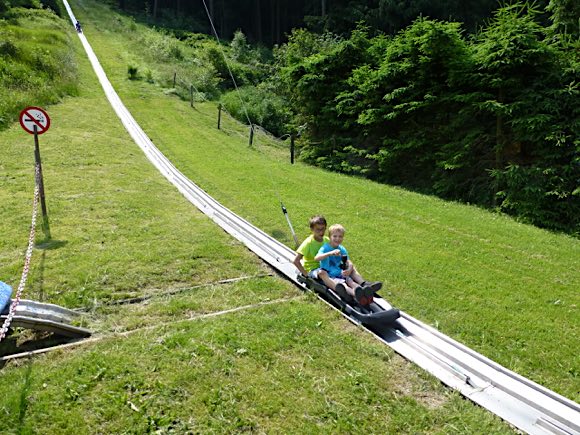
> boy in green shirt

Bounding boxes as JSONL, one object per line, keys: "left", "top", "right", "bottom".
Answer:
{"left": 294, "top": 217, "right": 382, "bottom": 305}
{"left": 293, "top": 215, "right": 336, "bottom": 289}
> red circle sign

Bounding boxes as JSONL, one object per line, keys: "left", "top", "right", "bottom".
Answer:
{"left": 19, "top": 107, "right": 51, "bottom": 135}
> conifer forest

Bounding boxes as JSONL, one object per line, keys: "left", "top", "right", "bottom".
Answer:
{"left": 2, "top": 0, "right": 579, "bottom": 233}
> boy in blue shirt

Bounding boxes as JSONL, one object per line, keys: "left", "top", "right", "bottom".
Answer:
{"left": 315, "top": 224, "right": 382, "bottom": 305}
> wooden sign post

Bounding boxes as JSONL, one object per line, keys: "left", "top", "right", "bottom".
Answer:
{"left": 19, "top": 106, "right": 51, "bottom": 236}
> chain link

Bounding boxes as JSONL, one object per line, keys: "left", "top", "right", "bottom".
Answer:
{"left": 0, "top": 165, "right": 40, "bottom": 342}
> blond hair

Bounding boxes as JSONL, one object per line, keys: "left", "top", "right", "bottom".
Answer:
{"left": 328, "top": 224, "right": 345, "bottom": 236}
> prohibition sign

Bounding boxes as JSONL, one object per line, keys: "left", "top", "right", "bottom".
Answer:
{"left": 19, "top": 106, "right": 51, "bottom": 135}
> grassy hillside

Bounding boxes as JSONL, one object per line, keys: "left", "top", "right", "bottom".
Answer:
{"left": 69, "top": 0, "right": 579, "bottom": 402}
{"left": 0, "top": 2, "right": 515, "bottom": 433}
{"left": 0, "top": 6, "right": 78, "bottom": 130}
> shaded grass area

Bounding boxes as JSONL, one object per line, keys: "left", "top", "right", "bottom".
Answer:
{"left": 71, "top": 0, "right": 580, "bottom": 402}
{"left": 1, "top": 301, "right": 511, "bottom": 434}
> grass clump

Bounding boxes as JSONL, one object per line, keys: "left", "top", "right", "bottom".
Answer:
{"left": 127, "top": 63, "right": 139, "bottom": 80}
{"left": 0, "top": 6, "right": 78, "bottom": 130}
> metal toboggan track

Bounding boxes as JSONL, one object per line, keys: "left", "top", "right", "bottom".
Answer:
{"left": 63, "top": 2, "right": 580, "bottom": 433}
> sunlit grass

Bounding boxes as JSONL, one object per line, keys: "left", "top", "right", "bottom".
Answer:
{"left": 73, "top": 0, "right": 580, "bottom": 402}
{"left": 0, "top": 6, "right": 515, "bottom": 433}
{"left": 1, "top": 301, "right": 511, "bottom": 434}
{"left": 0, "top": 1, "right": 575, "bottom": 432}
{"left": 0, "top": 7, "right": 78, "bottom": 130}
{"left": 0, "top": 28, "right": 273, "bottom": 309}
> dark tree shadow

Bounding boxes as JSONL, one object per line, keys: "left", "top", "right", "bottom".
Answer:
{"left": 0, "top": 332, "right": 71, "bottom": 366}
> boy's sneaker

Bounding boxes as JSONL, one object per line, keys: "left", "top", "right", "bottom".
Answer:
{"left": 355, "top": 286, "right": 370, "bottom": 306}
{"left": 363, "top": 286, "right": 374, "bottom": 305}
{"left": 334, "top": 283, "right": 348, "bottom": 299}
{"left": 361, "top": 281, "right": 382, "bottom": 293}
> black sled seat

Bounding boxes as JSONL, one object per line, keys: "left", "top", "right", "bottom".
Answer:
{"left": 297, "top": 275, "right": 400, "bottom": 327}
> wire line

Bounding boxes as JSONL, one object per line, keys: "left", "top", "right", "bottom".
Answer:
{"left": 200, "top": 0, "right": 253, "bottom": 127}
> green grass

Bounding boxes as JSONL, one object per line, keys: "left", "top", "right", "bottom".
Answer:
{"left": 69, "top": 0, "right": 579, "bottom": 403}
{"left": 0, "top": 0, "right": 574, "bottom": 432}
{"left": 0, "top": 3, "right": 515, "bottom": 433}
{"left": 0, "top": 33, "right": 272, "bottom": 309}
{"left": 0, "top": 7, "right": 79, "bottom": 130}
{"left": 2, "top": 302, "right": 512, "bottom": 434}
{"left": 71, "top": 0, "right": 221, "bottom": 99}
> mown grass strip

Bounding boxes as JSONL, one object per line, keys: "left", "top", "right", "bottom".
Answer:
{"left": 1, "top": 294, "right": 299, "bottom": 363}
{"left": 1, "top": 301, "right": 512, "bottom": 434}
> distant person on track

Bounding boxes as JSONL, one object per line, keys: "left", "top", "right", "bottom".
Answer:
{"left": 314, "top": 224, "right": 382, "bottom": 306}
{"left": 75, "top": 21, "right": 82, "bottom": 33}
{"left": 293, "top": 215, "right": 337, "bottom": 290}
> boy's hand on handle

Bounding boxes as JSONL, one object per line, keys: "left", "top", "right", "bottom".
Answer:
{"left": 331, "top": 249, "right": 341, "bottom": 256}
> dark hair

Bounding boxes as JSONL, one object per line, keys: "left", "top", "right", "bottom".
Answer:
{"left": 309, "top": 215, "right": 327, "bottom": 228}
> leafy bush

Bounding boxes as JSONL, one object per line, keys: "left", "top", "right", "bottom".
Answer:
{"left": 0, "top": 39, "right": 19, "bottom": 56}
{"left": 230, "top": 30, "right": 251, "bottom": 63}
{"left": 139, "top": 30, "right": 184, "bottom": 61}
{"left": 9, "top": 0, "right": 41, "bottom": 9}
{"left": 40, "top": 0, "right": 63, "bottom": 16}
{"left": 205, "top": 46, "right": 266, "bottom": 90}
{"left": 274, "top": 4, "right": 579, "bottom": 234}
{"left": 0, "top": 0, "right": 9, "bottom": 16}
{"left": 220, "top": 85, "right": 291, "bottom": 137}
{"left": 494, "top": 164, "right": 580, "bottom": 234}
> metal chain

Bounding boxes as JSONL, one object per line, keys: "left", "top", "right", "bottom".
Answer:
{"left": 0, "top": 165, "right": 40, "bottom": 342}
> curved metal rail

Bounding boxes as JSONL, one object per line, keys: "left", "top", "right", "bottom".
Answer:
{"left": 63, "top": 2, "right": 580, "bottom": 433}
{"left": 1, "top": 300, "right": 91, "bottom": 338}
